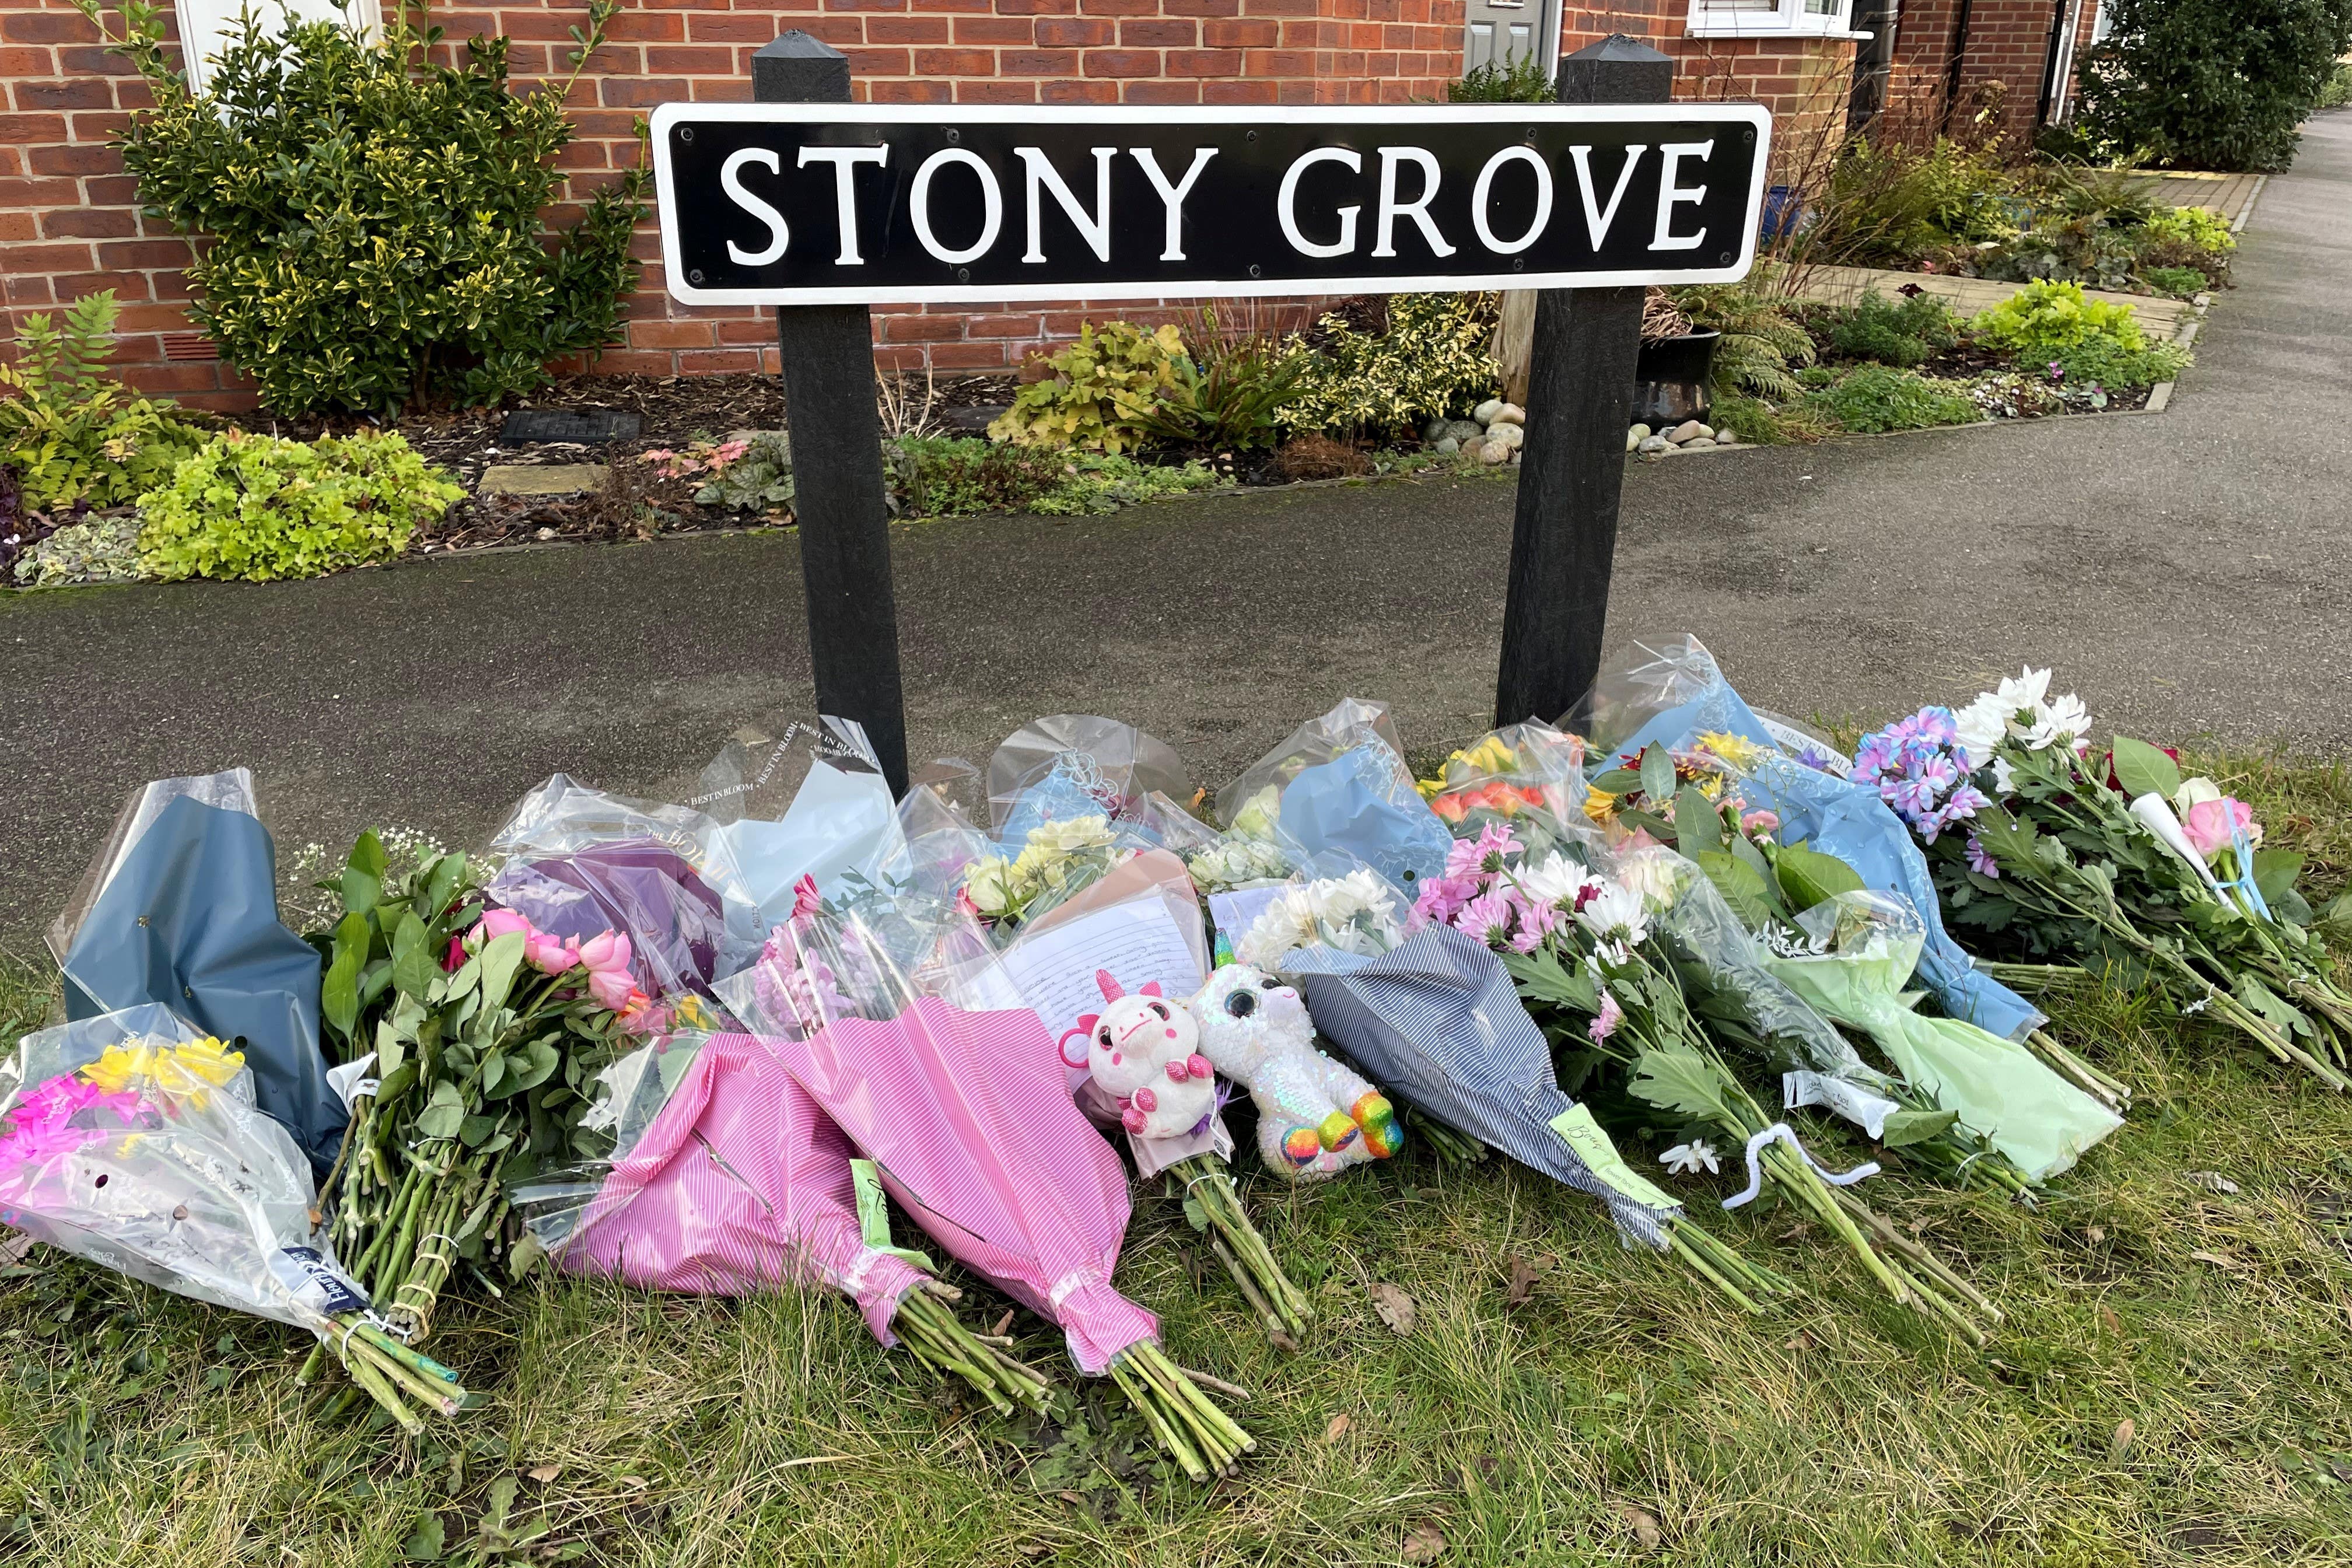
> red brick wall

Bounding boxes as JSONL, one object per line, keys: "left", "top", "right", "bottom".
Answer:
{"left": 0, "top": 0, "right": 1465, "bottom": 406}
{"left": 1884, "top": 0, "right": 2067, "bottom": 149}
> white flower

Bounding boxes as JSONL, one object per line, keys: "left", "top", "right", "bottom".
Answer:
{"left": 2025, "top": 692, "right": 2093, "bottom": 751}
{"left": 1237, "top": 872, "right": 1404, "bottom": 968}
{"left": 1992, "top": 666, "right": 2053, "bottom": 713}
{"left": 1516, "top": 853, "right": 1590, "bottom": 911}
{"left": 1574, "top": 880, "right": 1650, "bottom": 947}
{"left": 961, "top": 856, "right": 1017, "bottom": 916}
{"left": 1989, "top": 756, "right": 2016, "bottom": 796}
{"left": 1952, "top": 695, "right": 2010, "bottom": 769}
{"left": 2175, "top": 775, "right": 2222, "bottom": 814}
{"left": 1661, "top": 1140, "right": 1720, "bottom": 1175}
{"left": 1617, "top": 852, "right": 1682, "bottom": 909}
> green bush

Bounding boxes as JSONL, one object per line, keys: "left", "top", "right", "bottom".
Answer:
{"left": 1971, "top": 280, "right": 2146, "bottom": 358}
{"left": 2138, "top": 204, "right": 2237, "bottom": 258}
{"left": 1132, "top": 314, "right": 1304, "bottom": 451}
{"left": 2076, "top": 0, "right": 2352, "bottom": 170}
{"left": 0, "top": 291, "right": 206, "bottom": 509}
{"left": 2139, "top": 264, "right": 2210, "bottom": 298}
{"left": 990, "top": 322, "right": 1184, "bottom": 453}
{"left": 886, "top": 436, "right": 1228, "bottom": 517}
{"left": 78, "top": 0, "right": 648, "bottom": 415}
{"left": 1801, "top": 366, "right": 1982, "bottom": 434}
{"left": 692, "top": 434, "right": 795, "bottom": 513}
{"left": 1803, "top": 139, "right": 2022, "bottom": 268}
{"left": 1275, "top": 293, "right": 1500, "bottom": 439}
{"left": 1825, "top": 290, "right": 1961, "bottom": 368}
{"left": 1447, "top": 55, "right": 1555, "bottom": 103}
{"left": 2040, "top": 333, "right": 2192, "bottom": 390}
{"left": 136, "top": 430, "right": 463, "bottom": 582}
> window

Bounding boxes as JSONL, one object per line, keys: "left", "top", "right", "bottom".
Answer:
{"left": 1686, "top": 0, "right": 1861, "bottom": 36}
{"left": 173, "top": 0, "right": 383, "bottom": 94}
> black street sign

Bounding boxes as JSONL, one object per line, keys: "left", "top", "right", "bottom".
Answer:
{"left": 652, "top": 103, "right": 1772, "bottom": 306}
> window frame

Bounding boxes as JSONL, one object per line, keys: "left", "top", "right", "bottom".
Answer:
{"left": 1684, "top": 0, "right": 1863, "bottom": 38}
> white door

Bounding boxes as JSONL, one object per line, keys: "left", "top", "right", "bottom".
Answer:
{"left": 173, "top": 0, "right": 382, "bottom": 94}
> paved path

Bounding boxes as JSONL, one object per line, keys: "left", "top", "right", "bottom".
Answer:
{"left": 4, "top": 115, "right": 2348, "bottom": 949}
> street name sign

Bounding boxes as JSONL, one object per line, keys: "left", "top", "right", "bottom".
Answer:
{"left": 652, "top": 102, "right": 1773, "bottom": 306}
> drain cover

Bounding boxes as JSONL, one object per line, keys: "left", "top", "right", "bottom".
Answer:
{"left": 500, "top": 407, "right": 642, "bottom": 444}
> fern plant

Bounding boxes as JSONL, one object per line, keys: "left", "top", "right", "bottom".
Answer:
{"left": 1667, "top": 276, "right": 1817, "bottom": 402}
{"left": 0, "top": 290, "right": 207, "bottom": 509}
{"left": 74, "top": 0, "right": 649, "bottom": 415}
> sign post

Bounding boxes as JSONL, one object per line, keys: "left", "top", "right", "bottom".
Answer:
{"left": 1495, "top": 36, "right": 1678, "bottom": 732}
{"left": 752, "top": 35, "right": 910, "bottom": 796}
{"left": 659, "top": 34, "right": 1765, "bottom": 771}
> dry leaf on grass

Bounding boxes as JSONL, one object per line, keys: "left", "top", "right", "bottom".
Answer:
{"left": 1401, "top": 1521, "right": 1447, "bottom": 1562}
{"left": 2098, "top": 1303, "right": 2124, "bottom": 1336}
{"left": 1322, "top": 1413, "right": 1352, "bottom": 1443}
{"left": 1614, "top": 1501, "right": 1663, "bottom": 1550}
{"left": 2184, "top": 1171, "right": 2240, "bottom": 1195}
{"left": 525, "top": 1465, "right": 561, "bottom": 1484}
{"left": 1369, "top": 1282, "right": 1416, "bottom": 1335}
{"left": 2111, "top": 1418, "right": 2136, "bottom": 1459}
{"left": 2189, "top": 1250, "right": 2244, "bottom": 1270}
{"left": 1504, "top": 1255, "right": 1539, "bottom": 1308}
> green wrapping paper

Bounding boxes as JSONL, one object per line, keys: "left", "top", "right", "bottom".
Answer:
{"left": 1763, "top": 893, "right": 2122, "bottom": 1181}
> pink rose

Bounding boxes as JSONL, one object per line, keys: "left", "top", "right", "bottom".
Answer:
{"left": 573, "top": 930, "right": 632, "bottom": 975}
{"left": 2182, "top": 796, "right": 2256, "bottom": 860}
{"left": 588, "top": 967, "right": 639, "bottom": 1012}
{"left": 524, "top": 931, "right": 577, "bottom": 975}
{"left": 476, "top": 907, "right": 531, "bottom": 943}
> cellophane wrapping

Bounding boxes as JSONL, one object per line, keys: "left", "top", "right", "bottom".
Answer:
{"left": 1217, "top": 698, "right": 1454, "bottom": 892}
{"left": 482, "top": 774, "right": 761, "bottom": 1001}
{"left": 508, "top": 1027, "right": 928, "bottom": 1343}
{"left": 716, "top": 912, "right": 1161, "bottom": 1375}
{"left": 988, "top": 715, "right": 1193, "bottom": 842}
{"left": 0, "top": 1005, "right": 365, "bottom": 1335}
{"left": 1581, "top": 634, "right": 2045, "bottom": 1041}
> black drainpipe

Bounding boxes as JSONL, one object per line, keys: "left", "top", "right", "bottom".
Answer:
{"left": 1941, "top": 0, "right": 1977, "bottom": 134}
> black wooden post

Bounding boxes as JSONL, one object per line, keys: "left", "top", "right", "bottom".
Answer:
{"left": 755, "top": 33, "right": 910, "bottom": 794}
{"left": 1493, "top": 34, "right": 1675, "bottom": 731}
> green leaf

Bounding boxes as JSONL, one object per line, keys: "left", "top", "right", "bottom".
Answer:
{"left": 2252, "top": 848, "right": 2304, "bottom": 905}
{"left": 390, "top": 909, "right": 436, "bottom": 999}
{"left": 419, "top": 853, "right": 466, "bottom": 923}
{"left": 1639, "top": 744, "right": 1676, "bottom": 807}
{"left": 1674, "top": 785, "right": 1725, "bottom": 855}
{"left": 1773, "top": 844, "right": 1866, "bottom": 914}
{"left": 479, "top": 1052, "right": 506, "bottom": 1096}
{"left": 477, "top": 932, "right": 528, "bottom": 1018}
{"left": 1502, "top": 947, "right": 1599, "bottom": 1013}
{"left": 1694, "top": 850, "right": 1778, "bottom": 930}
{"left": 458, "top": 1114, "right": 495, "bottom": 1149}
{"left": 487, "top": 1039, "right": 561, "bottom": 1100}
{"left": 402, "top": 1512, "right": 445, "bottom": 1562}
{"left": 1587, "top": 766, "right": 1641, "bottom": 797}
{"left": 321, "top": 911, "right": 369, "bottom": 1045}
{"left": 1880, "top": 1108, "right": 1961, "bottom": 1146}
{"left": 2108, "top": 736, "right": 2181, "bottom": 802}
{"left": 340, "top": 829, "right": 387, "bottom": 915}
{"left": 1625, "top": 1049, "right": 1737, "bottom": 1128}
{"left": 374, "top": 1062, "right": 418, "bottom": 1105}
{"left": 415, "top": 1097, "right": 465, "bottom": 1141}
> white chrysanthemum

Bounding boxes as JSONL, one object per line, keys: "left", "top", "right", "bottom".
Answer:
{"left": 1661, "top": 1140, "right": 1721, "bottom": 1175}
{"left": 1990, "top": 756, "right": 2016, "bottom": 796}
{"left": 2025, "top": 692, "right": 2093, "bottom": 751}
{"left": 1237, "top": 873, "right": 1404, "bottom": 968}
{"left": 1574, "top": 880, "right": 1650, "bottom": 946}
{"left": 1516, "top": 853, "right": 1592, "bottom": 911}
{"left": 1952, "top": 694, "right": 2010, "bottom": 769}
{"left": 1992, "top": 667, "right": 2053, "bottom": 712}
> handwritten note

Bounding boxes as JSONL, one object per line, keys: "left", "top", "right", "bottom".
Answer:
{"left": 1002, "top": 897, "right": 1209, "bottom": 1079}
{"left": 1208, "top": 886, "right": 1282, "bottom": 958}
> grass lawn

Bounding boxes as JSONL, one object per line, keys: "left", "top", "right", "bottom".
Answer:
{"left": 5, "top": 752, "right": 2352, "bottom": 1566}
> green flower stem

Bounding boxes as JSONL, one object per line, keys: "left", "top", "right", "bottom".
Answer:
{"left": 1167, "top": 1154, "right": 1312, "bottom": 1343}
{"left": 1404, "top": 1108, "right": 1488, "bottom": 1164}
{"left": 893, "top": 1289, "right": 1055, "bottom": 1417}
{"left": 1111, "top": 1339, "right": 1251, "bottom": 1481}
{"left": 2026, "top": 1028, "right": 2133, "bottom": 1111}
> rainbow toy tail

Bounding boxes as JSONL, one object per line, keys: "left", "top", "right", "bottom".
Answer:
{"left": 1281, "top": 1126, "right": 1324, "bottom": 1167}
{"left": 1352, "top": 1093, "right": 1404, "bottom": 1159}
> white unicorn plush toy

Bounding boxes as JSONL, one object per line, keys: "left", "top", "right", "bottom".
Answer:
{"left": 1190, "top": 963, "right": 1401, "bottom": 1180}
{"left": 1057, "top": 970, "right": 1218, "bottom": 1140}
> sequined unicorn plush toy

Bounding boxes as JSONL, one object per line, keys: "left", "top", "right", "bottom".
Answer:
{"left": 1057, "top": 970, "right": 1218, "bottom": 1140}
{"left": 1191, "top": 964, "right": 1402, "bottom": 1180}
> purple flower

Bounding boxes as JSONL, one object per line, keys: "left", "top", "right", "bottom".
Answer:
{"left": 1451, "top": 891, "right": 1516, "bottom": 949}
{"left": 1965, "top": 834, "right": 2000, "bottom": 878}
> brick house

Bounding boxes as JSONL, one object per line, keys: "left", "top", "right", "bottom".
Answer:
{"left": 1, "top": 0, "right": 2102, "bottom": 409}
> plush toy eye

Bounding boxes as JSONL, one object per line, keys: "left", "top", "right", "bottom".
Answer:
{"left": 1097, "top": 1027, "right": 1113, "bottom": 1046}
{"left": 1149, "top": 1002, "right": 1170, "bottom": 1020}
{"left": 1224, "top": 990, "right": 1256, "bottom": 1018}
{"left": 1260, "top": 977, "right": 1280, "bottom": 989}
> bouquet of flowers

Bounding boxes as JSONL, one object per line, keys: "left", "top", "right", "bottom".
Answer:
{"left": 1452, "top": 844, "right": 2001, "bottom": 1341}
{"left": 313, "top": 831, "right": 643, "bottom": 1343}
{"left": 958, "top": 814, "right": 1142, "bottom": 929}
{"left": 1858, "top": 672, "right": 2352, "bottom": 1091}
{"left": 1, "top": 1007, "right": 469, "bottom": 1434}
{"left": 1216, "top": 699, "right": 1455, "bottom": 891}
{"left": 509, "top": 1026, "right": 1052, "bottom": 1416}
{"left": 1416, "top": 724, "right": 1591, "bottom": 863}
{"left": 1240, "top": 859, "right": 1784, "bottom": 1313}
{"left": 719, "top": 912, "right": 1254, "bottom": 1481}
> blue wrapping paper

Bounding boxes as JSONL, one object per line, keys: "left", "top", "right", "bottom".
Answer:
{"left": 1278, "top": 924, "right": 1677, "bottom": 1250}
{"left": 1273, "top": 748, "right": 1455, "bottom": 891}
{"left": 58, "top": 795, "right": 346, "bottom": 1172}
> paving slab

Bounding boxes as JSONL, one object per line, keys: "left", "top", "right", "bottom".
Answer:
{"left": 478, "top": 463, "right": 608, "bottom": 496}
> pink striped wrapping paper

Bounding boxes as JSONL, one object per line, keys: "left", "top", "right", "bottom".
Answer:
{"left": 758, "top": 997, "right": 1159, "bottom": 1376}
{"left": 555, "top": 1032, "right": 928, "bottom": 1345}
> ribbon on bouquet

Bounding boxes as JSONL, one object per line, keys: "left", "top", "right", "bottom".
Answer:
{"left": 1720, "top": 1122, "right": 1881, "bottom": 1211}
